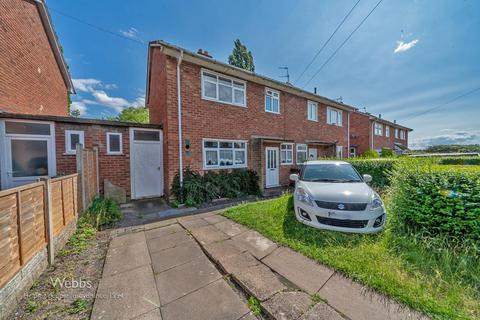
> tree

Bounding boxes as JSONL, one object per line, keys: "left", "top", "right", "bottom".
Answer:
{"left": 228, "top": 39, "right": 255, "bottom": 72}
{"left": 110, "top": 106, "right": 149, "bottom": 123}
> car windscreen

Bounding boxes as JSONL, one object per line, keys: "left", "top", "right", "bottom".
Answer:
{"left": 300, "top": 164, "right": 363, "bottom": 182}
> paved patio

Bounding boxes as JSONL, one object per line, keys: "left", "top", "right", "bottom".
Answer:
{"left": 92, "top": 210, "right": 430, "bottom": 320}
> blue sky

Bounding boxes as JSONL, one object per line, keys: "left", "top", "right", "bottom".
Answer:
{"left": 48, "top": 0, "right": 480, "bottom": 149}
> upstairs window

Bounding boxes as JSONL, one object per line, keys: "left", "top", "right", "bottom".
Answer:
{"left": 201, "top": 70, "right": 246, "bottom": 107}
{"left": 307, "top": 101, "right": 318, "bottom": 121}
{"left": 265, "top": 88, "right": 280, "bottom": 113}
{"left": 296, "top": 144, "right": 307, "bottom": 164}
{"left": 400, "top": 130, "right": 406, "bottom": 140}
{"left": 107, "top": 132, "right": 122, "bottom": 155}
{"left": 280, "top": 143, "right": 293, "bottom": 165}
{"left": 203, "top": 139, "right": 247, "bottom": 169}
{"left": 374, "top": 123, "right": 383, "bottom": 136}
{"left": 385, "top": 126, "right": 390, "bottom": 137}
{"left": 327, "top": 107, "right": 342, "bottom": 126}
{"left": 65, "top": 130, "right": 84, "bottom": 154}
{"left": 395, "top": 128, "right": 399, "bottom": 139}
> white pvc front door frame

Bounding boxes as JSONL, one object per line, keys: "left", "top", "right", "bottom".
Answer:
{"left": 265, "top": 147, "right": 279, "bottom": 188}
{"left": 129, "top": 127, "right": 164, "bottom": 199}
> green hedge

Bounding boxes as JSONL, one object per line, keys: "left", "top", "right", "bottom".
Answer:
{"left": 437, "top": 156, "right": 480, "bottom": 166}
{"left": 389, "top": 160, "right": 480, "bottom": 242}
{"left": 171, "top": 167, "right": 261, "bottom": 206}
{"left": 347, "top": 158, "right": 397, "bottom": 189}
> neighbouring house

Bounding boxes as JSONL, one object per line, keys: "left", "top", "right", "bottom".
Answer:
{"left": 0, "top": 0, "right": 74, "bottom": 116}
{"left": 145, "top": 40, "right": 412, "bottom": 196}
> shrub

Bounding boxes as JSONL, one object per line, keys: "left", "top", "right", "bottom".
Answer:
{"left": 361, "top": 149, "right": 379, "bottom": 158}
{"left": 84, "top": 197, "right": 122, "bottom": 230}
{"left": 437, "top": 156, "right": 480, "bottom": 166}
{"left": 348, "top": 158, "right": 396, "bottom": 189}
{"left": 389, "top": 159, "right": 480, "bottom": 243}
{"left": 171, "top": 167, "right": 260, "bottom": 205}
{"left": 380, "top": 148, "right": 395, "bottom": 157}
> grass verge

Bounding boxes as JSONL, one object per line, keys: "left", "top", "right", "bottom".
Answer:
{"left": 223, "top": 194, "right": 479, "bottom": 320}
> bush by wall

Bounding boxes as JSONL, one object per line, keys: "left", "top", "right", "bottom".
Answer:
{"left": 361, "top": 149, "right": 380, "bottom": 158}
{"left": 171, "top": 167, "right": 261, "bottom": 206}
{"left": 84, "top": 197, "right": 122, "bottom": 230}
{"left": 437, "top": 156, "right": 480, "bottom": 166}
{"left": 389, "top": 159, "right": 480, "bottom": 242}
{"left": 380, "top": 148, "right": 395, "bottom": 157}
{"left": 348, "top": 158, "right": 397, "bottom": 189}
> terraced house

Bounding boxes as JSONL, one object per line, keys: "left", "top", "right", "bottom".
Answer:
{"left": 146, "top": 41, "right": 411, "bottom": 195}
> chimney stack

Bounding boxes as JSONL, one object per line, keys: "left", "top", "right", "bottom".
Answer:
{"left": 314, "top": 87, "right": 317, "bottom": 94}
{"left": 379, "top": 114, "right": 382, "bottom": 119}
{"left": 197, "top": 49, "right": 212, "bottom": 58}
{"left": 394, "top": 119, "right": 397, "bottom": 124}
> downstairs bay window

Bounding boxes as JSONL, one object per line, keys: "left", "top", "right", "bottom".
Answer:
{"left": 203, "top": 139, "right": 247, "bottom": 169}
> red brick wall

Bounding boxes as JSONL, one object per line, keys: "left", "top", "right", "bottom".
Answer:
{"left": 149, "top": 50, "right": 349, "bottom": 194}
{"left": 55, "top": 123, "right": 131, "bottom": 196}
{"left": 350, "top": 112, "right": 371, "bottom": 155}
{"left": 0, "top": 0, "right": 68, "bottom": 116}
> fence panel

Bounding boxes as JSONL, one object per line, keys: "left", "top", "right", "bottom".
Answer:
{"left": 76, "top": 145, "right": 99, "bottom": 211}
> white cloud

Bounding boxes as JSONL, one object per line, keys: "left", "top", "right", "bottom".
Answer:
{"left": 410, "top": 129, "right": 480, "bottom": 149}
{"left": 70, "top": 101, "right": 87, "bottom": 116}
{"left": 72, "top": 78, "right": 101, "bottom": 93}
{"left": 120, "top": 27, "right": 138, "bottom": 39}
{"left": 394, "top": 39, "right": 419, "bottom": 53}
{"left": 91, "top": 90, "right": 130, "bottom": 112}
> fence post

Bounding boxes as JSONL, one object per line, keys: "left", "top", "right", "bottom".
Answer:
{"left": 76, "top": 143, "right": 86, "bottom": 212}
{"left": 44, "top": 178, "right": 55, "bottom": 265}
{"left": 94, "top": 146, "right": 100, "bottom": 196}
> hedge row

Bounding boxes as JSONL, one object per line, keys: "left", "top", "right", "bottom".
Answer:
{"left": 347, "top": 158, "right": 397, "bottom": 189}
{"left": 171, "top": 168, "right": 261, "bottom": 206}
{"left": 389, "top": 160, "right": 480, "bottom": 242}
{"left": 437, "top": 156, "right": 480, "bottom": 166}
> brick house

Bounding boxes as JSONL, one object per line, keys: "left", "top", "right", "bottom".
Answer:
{"left": 146, "top": 41, "right": 411, "bottom": 196}
{"left": 0, "top": 0, "right": 74, "bottom": 116}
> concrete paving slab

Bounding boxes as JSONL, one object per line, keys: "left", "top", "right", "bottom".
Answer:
{"left": 144, "top": 219, "right": 177, "bottom": 230}
{"left": 178, "top": 217, "right": 210, "bottom": 230}
{"left": 109, "top": 231, "right": 146, "bottom": 249}
{"left": 132, "top": 308, "right": 162, "bottom": 320}
{"left": 189, "top": 225, "right": 230, "bottom": 245}
{"left": 203, "top": 214, "right": 229, "bottom": 224}
{"left": 177, "top": 212, "right": 216, "bottom": 223}
{"left": 263, "top": 291, "right": 313, "bottom": 320}
{"left": 214, "top": 220, "right": 248, "bottom": 237}
{"left": 238, "top": 312, "right": 258, "bottom": 320}
{"left": 318, "top": 274, "right": 429, "bottom": 320}
{"left": 151, "top": 241, "right": 203, "bottom": 273}
{"left": 263, "top": 247, "right": 334, "bottom": 294}
{"left": 145, "top": 224, "right": 184, "bottom": 239}
{"left": 161, "top": 279, "right": 249, "bottom": 320}
{"left": 233, "top": 264, "right": 286, "bottom": 301}
{"left": 231, "top": 230, "right": 277, "bottom": 259}
{"left": 204, "top": 239, "right": 246, "bottom": 263}
{"left": 155, "top": 255, "right": 222, "bottom": 305}
{"left": 146, "top": 231, "right": 193, "bottom": 254}
{"left": 91, "top": 265, "right": 160, "bottom": 320}
{"left": 220, "top": 252, "right": 260, "bottom": 275}
{"left": 300, "top": 302, "right": 346, "bottom": 320}
{"left": 103, "top": 241, "right": 151, "bottom": 277}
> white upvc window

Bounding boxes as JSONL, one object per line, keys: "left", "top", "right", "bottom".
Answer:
{"left": 65, "top": 130, "right": 84, "bottom": 154}
{"left": 201, "top": 69, "right": 246, "bottom": 107}
{"left": 385, "top": 126, "right": 390, "bottom": 138}
{"left": 280, "top": 143, "right": 293, "bottom": 165}
{"left": 296, "top": 144, "right": 307, "bottom": 164}
{"left": 374, "top": 122, "right": 383, "bottom": 136}
{"left": 307, "top": 101, "right": 318, "bottom": 121}
{"left": 327, "top": 107, "right": 342, "bottom": 126}
{"left": 203, "top": 139, "right": 247, "bottom": 169}
{"left": 400, "top": 130, "right": 406, "bottom": 140}
{"left": 107, "top": 132, "right": 123, "bottom": 155}
{"left": 336, "top": 145, "right": 343, "bottom": 159}
{"left": 395, "top": 128, "right": 399, "bottom": 139}
{"left": 265, "top": 88, "right": 280, "bottom": 114}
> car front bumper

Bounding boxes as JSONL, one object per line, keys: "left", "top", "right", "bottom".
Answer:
{"left": 294, "top": 199, "right": 386, "bottom": 234}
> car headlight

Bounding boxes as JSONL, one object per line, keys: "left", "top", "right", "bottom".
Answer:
{"left": 370, "top": 192, "right": 383, "bottom": 210}
{"left": 295, "top": 187, "right": 313, "bottom": 206}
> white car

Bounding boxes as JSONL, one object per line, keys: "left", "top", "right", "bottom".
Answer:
{"left": 290, "top": 160, "right": 386, "bottom": 234}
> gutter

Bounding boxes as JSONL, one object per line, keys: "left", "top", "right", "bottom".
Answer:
{"left": 176, "top": 50, "right": 184, "bottom": 187}
{"left": 34, "top": 0, "right": 75, "bottom": 94}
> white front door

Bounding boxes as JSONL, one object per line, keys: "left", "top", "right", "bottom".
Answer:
{"left": 130, "top": 129, "right": 163, "bottom": 199}
{"left": 265, "top": 147, "right": 279, "bottom": 187}
{"left": 308, "top": 148, "right": 318, "bottom": 160}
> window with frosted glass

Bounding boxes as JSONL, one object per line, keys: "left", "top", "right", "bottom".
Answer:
{"left": 11, "top": 139, "right": 48, "bottom": 177}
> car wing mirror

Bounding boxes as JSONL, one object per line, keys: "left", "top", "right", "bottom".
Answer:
{"left": 289, "top": 174, "right": 299, "bottom": 182}
{"left": 363, "top": 174, "right": 372, "bottom": 183}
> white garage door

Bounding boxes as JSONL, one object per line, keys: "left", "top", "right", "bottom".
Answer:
{"left": 130, "top": 128, "right": 163, "bottom": 199}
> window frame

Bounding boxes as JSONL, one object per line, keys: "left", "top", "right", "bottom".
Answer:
{"left": 201, "top": 69, "right": 247, "bottom": 107}
{"left": 400, "top": 130, "right": 406, "bottom": 140}
{"left": 65, "top": 130, "right": 84, "bottom": 155}
{"left": 374, "top": 122, "right": 383, "bottom": 136}
{"left": 307, "top": 101, "right": 318, "bottom": 122}
{"left": 395, "top": 128, "right": 399, "bottom": 139}
{"left": 202, "top": 138, "right": 248, "bottom": 170}
{"left": 385, "top": 126, "right": 390, "bottom": 138}
{"left": 280, "top": 143, "right": 293, "bottom": 165}
{"left": 265, "top": 88, "right": 280, "bottom": 114}
{"left": 326, "top": 107, "right": 342, "bottom": 126}
{"left": 296, "top": 144, "right": 308, "bottom": 164}
{"left": 106, "top": 132, "right": 123, "bottom": 155}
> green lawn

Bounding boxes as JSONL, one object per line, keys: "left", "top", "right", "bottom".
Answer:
{"left": 223, "top": 194, "right": 479, "bottom": 320}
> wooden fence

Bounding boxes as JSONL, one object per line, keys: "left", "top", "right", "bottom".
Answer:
{"left": 0, "top": 174, "right": 78, "bottom": 289}
{"left": 76, "top": 145, "right": 99, "bottom": 212}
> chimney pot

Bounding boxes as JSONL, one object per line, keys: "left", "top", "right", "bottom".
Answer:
{"left": 197, "top": 49, "right": 212, "bottom": 58}
{"left": 314, "top": 87, "right": 317, "bottom": 94}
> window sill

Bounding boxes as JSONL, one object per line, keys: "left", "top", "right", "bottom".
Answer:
{"left": 265, "top": 110, "right": 281, "bottom": 115}
{"left": 327, "top": 123, "right": 342, "bottom": 127}
{"left": 107, "top": 153, "right": 123, "bottom": 156}
{"left": 63, "top": 152, "right": 76, "bottom": 156}
{"left": 203, "top": 165, "right": 248, "bottom": 170}
{"left": 281, "top": 163, "right": 293, "bottom": 166}
{"left": 308, "top": 119, "right": 318, "bottom": 122}
{"left": 201, "top": 96, "right": 247, "bottom": 109}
